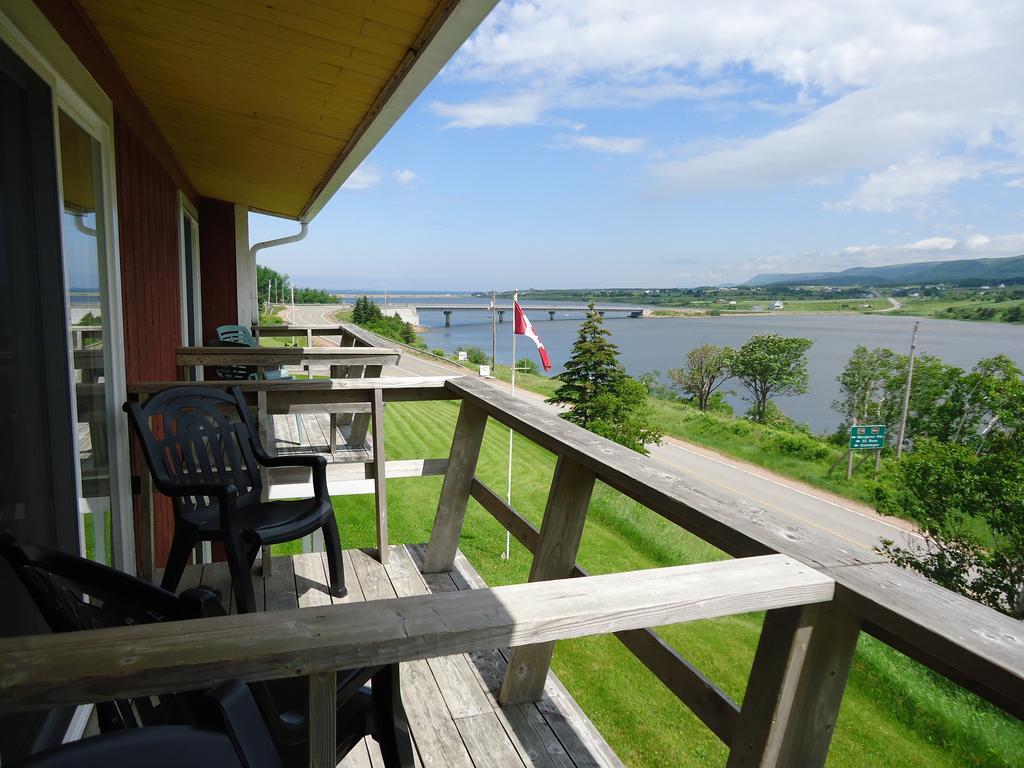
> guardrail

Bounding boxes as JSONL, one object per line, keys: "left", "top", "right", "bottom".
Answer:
{"left": 0, "top": 558, "right": 832, "bottom": 768}
{"left": 84, "top": 373, "right": 1024, "bottom": 766}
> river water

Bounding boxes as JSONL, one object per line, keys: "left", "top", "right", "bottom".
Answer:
{"left": 405, "top": 300, "right": 1024, "bottom": 433}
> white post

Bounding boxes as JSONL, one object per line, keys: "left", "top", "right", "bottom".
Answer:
{"left": 505, "top": 289, "right": 518, "bottom": 561}
{"left": 291, "top": 286, "right": 296, "bottom": 345}
{"left": 896, "top": 321, "right": 919, "bottom": 458}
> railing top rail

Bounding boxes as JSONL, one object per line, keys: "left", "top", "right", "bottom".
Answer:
{"left": 445, "top": 376, "right": 1024, "bottom": 718}
{"left": 0, "top": 557, "right": 830, "bottom": 713}
{"left": 175, "top": 346, "right": 401, "bottom": 369}
{"left": 127, "top": 376, "right": 455, "bottom": 396}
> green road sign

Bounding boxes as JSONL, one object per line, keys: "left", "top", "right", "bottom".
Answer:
{"left": 849, "top": 424, "right": 886, "bottom": 450}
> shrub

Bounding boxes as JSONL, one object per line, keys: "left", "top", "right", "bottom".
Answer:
{"left": 431, "top": 348, "right": 446, "bottom": 357}
{"left": 517, "top": 357, "right": 539, "bottom": 375}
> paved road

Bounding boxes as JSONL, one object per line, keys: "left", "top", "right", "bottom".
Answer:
{"left": 281, "top": 308, "right": 923, "bottom": 553}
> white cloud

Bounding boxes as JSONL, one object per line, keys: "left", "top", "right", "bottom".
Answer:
{"left": 908, "top": 236, "right": 957, "bottom": 251}
{"left": 430, "top": 93, "right": 546, "bottom": 128}
{"left": 393, "top": 169, "right": 418, "bottom": 185}
{"left": 831, "top": 156, "right": 986, "bottom": 213}
{"left": 560, "top": 134, "right": 647, "bottom": 154}
{"left": 648, "top": 51, "right": 1024, "bottom": 193}
{"left": 442, "top": 1, "right": 1024, "bottom": 209}
{"left": 343, "top": 163, "right": 383, "bottom": 190}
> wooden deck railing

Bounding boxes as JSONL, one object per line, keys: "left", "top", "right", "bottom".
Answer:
{"left": 0, "top": 558, "right": 832, "bottom": 768}
{"left": 102, "top": 372, "right": 1023, "bottom": 766}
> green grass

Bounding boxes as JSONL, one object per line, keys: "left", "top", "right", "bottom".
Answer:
{"left": 649, "top": 400, "right": 885, "bottom": 506}
{"left": 489, "top": 363, "right": 561, "bottom": 397}
{"left": 893, "top": 297, "right": 1024, "bottom": 322}
{"left": 273, "top": 400, "right": 1024, "bottom": 767}
{"left": 488, "top": 368, "right": 889, "bottom": 510}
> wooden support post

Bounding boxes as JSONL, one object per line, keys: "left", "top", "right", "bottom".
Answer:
{"left": 499, "top": 457, "right": 596, "bottom": 705}
{"left": 846, "top": 449, "right": 854, "bottom": 480}
{"left": 331, "top": 338, "right": 360, "bottom": 439}
{"left": 328, "top": 363, "right": 342, "bottom": 453}
{"left": 422, "top": 401, "right": 489, "bottom": 572}
{"left": 257, "top": 389, "right": 272, "bottom": 579}
{"left": 726, "top": 602, "right": 861, "bottom": 768}
{"left": 308, "top": 671, "right": 336, "bottom": 768}
{"left": 371, "top": 389, "right": 388, "bottom": 565}
{"left": 138, "top": 468, "right": 155, "bottom": 583}
{"left": 349, "top": 364, "right": 383, "bottom": 446}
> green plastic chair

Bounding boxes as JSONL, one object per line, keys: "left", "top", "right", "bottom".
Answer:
{"left": 216, "top": 325, "right": 290, "bottom": 380}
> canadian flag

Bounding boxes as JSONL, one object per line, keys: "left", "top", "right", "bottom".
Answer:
{"left": 514, "top": 300, "right": 552, "bottom": 371}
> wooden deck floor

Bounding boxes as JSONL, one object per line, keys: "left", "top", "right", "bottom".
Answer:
{"left": 266, "top": 411, "right": 371, "bottom": 463}
{"left": 177, "top": 544, "right": 623, "bottom": 768}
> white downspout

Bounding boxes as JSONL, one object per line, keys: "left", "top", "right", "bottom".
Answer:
{"left": 246, "top": 222, "right": 308, "bottom": 324}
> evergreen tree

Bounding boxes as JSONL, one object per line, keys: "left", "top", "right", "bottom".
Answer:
{"left": 352, "top": 296, "right": 371, "bottom": 324}
{"left": 548, "top": 303, "right": 625, "bottom": 428}
{"left": 548, "top": 303, "right": 662, "bottom": 453}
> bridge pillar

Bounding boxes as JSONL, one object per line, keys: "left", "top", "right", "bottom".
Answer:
{"left": 443, "top": 310, "right": 452, "bottom": 327}
{"left": 498, "top": 310, "right": 505, "bottom": 323}
{"left": 549, "top": 311, "right": 556, "bottom": 321}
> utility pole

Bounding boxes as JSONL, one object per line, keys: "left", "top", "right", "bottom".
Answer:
{"left": 491, "top": 289, "right": 497, "bottom": 369}
{"left": 896, "top": 321, "right": 919, "bottom": 458}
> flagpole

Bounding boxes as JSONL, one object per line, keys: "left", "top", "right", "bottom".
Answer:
{"left": 504, "top": 289, "right": 517, "bottom": 560}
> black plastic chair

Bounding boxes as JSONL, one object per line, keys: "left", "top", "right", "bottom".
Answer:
{"left": 0, "top": 536, "right": 416, "bottom": 768}
{"left": 13, "top": 680, "right": 284, "bottom": 768}
{"left": 123, "top": 385, "right": 345, "bottom": 613}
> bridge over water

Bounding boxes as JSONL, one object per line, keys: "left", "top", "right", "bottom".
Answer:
{"left": 391, "top": 303, "right": 651, "bottom": 326}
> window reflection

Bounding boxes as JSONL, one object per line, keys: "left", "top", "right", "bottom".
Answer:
{"left": 59, "top": 110, "right": 113, "bottom": 564}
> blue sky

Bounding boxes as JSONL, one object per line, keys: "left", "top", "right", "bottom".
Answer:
{"left": 251, "top": 0, "right": 1024, "bottom": 290}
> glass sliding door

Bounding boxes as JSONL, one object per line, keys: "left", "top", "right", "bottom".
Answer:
{"left": 58, "top": 109, "right": 117, "bottom": 564}
{"left": 0, "top": 39, "right": 79, "bottom": 556}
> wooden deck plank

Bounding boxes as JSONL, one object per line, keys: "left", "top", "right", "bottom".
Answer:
{"left": 349, "top": 548, "right": 475, "bottom": 768}
{"left": 159, "top": 549, "right": 624, "bottom": 768}
{"left": 444, "top": 547, "right": 624, "bottom": 768}
{"left": 456, "top": 712, "right": 527, "bottom": 767}
{"left": 386, "top": 546, "right": 494, "bottom": 720}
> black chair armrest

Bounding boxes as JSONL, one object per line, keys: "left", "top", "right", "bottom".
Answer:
{"left": 168, "top": 483, "right": 240, "bottom": 500}
{"left": 180, "top": 586, "right": 227, "bottom": 618}
{"left": 254, "top": 453, "right": 326, "bottom": 469}
{"left": 254, "top": 454, "right": 329, "bottom": 501}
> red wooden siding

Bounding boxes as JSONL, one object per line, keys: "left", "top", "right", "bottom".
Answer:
{"left": 198, "top": 197, "right": 238, "bottom": 342}
{"left": 114, "top": 111, "right": 180, "bottom": 567}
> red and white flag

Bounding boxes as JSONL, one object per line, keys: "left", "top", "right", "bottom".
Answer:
{"left": 513, "top": 300, "right": 552, "bottom": 371}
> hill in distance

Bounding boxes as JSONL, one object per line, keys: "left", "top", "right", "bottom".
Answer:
{"left": 746, "top": 254, "right": 1024, "bottom": 287}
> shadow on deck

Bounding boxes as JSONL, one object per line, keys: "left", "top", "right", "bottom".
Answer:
{"left": 176, "top": 544, "right": 623, "bottom": 768}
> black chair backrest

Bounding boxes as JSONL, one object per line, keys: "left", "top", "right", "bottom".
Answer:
{"left": 123, "top": 387, "right": 263, "bottom": 514}
{"left": 14, "top": 681, "right": 284, "bottom": 768}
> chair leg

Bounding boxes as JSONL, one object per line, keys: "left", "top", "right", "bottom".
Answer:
{"left": 225, "top": 530, "right": 258, "bottom": 614}
{"left": 371, "top": 665, "right": 415, "bottom": 768}
{"left": 161, "top": 529, "right": 195, "bottom": 593}
{"left": 322, "top": 515, "right": 347, "bottom": 598}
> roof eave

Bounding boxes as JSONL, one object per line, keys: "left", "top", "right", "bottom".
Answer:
{"left": 297, "top": 0, "right": 497, "bottom": 223}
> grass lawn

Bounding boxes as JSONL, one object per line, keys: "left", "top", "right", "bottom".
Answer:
{"left": 484, "top": 366, "right": 888, "bottom": 510}
{"left": 893, "top": 297, "right": 1024, "bottom": 321}
{"left": 272, "top": 400, "right": 1024, "bottom": 767}
{"left": 649, "top": 399, "right": 884, "bottom": 506}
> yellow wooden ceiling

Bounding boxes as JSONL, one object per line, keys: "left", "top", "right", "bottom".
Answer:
{"left": 79, "top": 0, "right": 446, "bottom": 218}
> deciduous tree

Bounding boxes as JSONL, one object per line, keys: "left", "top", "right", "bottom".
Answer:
{"left": 729, "top": 334, "right": 813, "bottom": 422}
{"left": 668, "top": 344, "right": 733, "bottom": 411}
